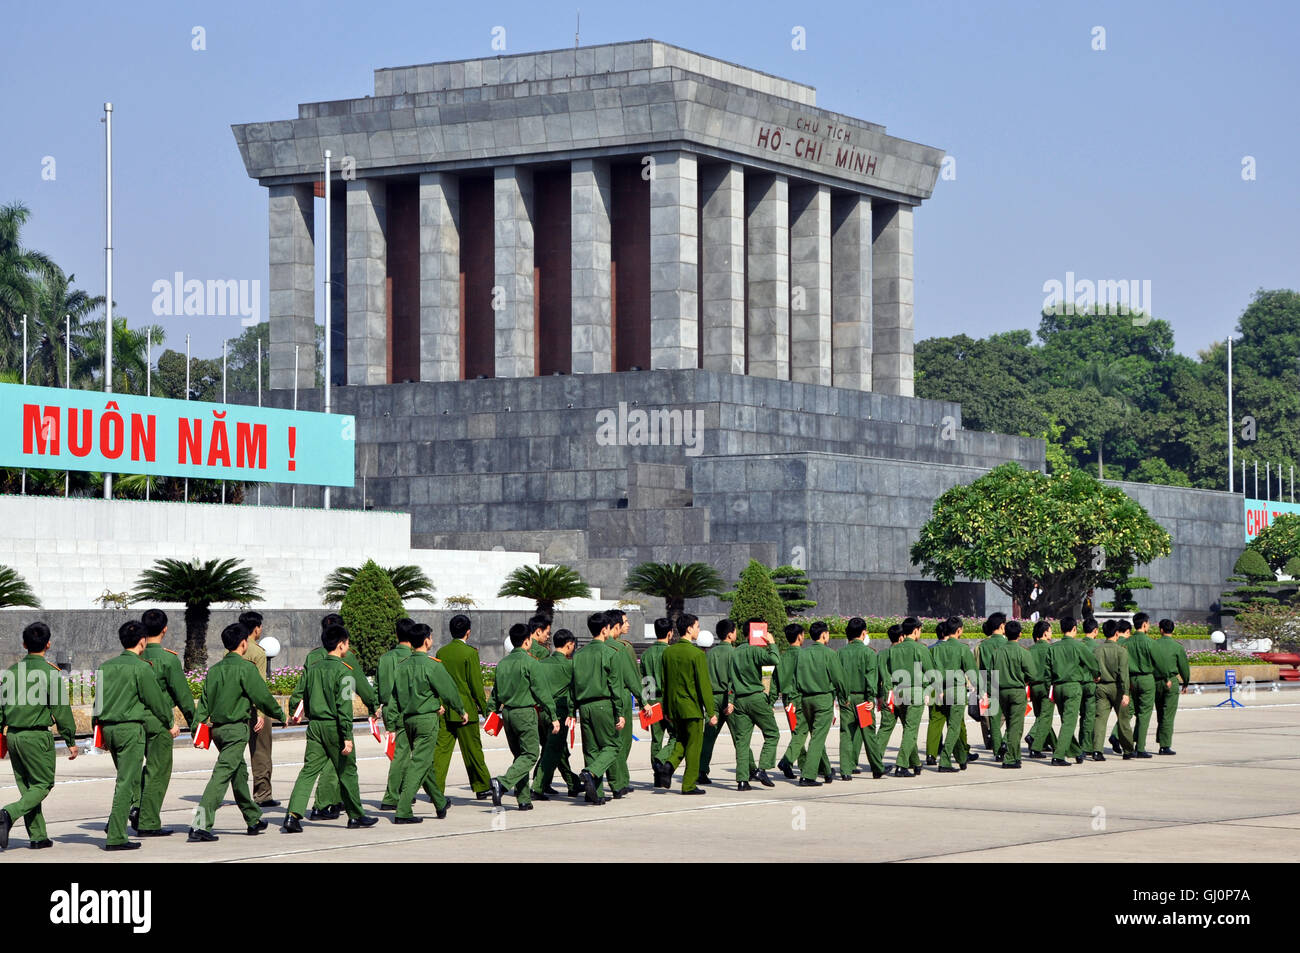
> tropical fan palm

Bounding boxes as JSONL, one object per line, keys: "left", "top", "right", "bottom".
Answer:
{"left": 0, "top": 202, "right": 57, "bottom": 369}
{"left": 320, "top": 563, "right": 436, "bottom": 607}
{"left": 28, "top": 268, "right": 102, "bottom": 388}
{"left": 624, "top": 562, "right": 725, "bottom": 624}
{"left": 74, "top": 316, "right": 164, "bottom": 395}
{"left": 497, "top": 564, "right": 591, "bottom": 616}
{"left": 131, "top": 557, "right": 263, "bottom": 669}
{"left": 0, "top": 565, "right": 41, "bottom": 608}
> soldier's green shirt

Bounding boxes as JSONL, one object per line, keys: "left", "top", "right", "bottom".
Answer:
{"left": 730, "top": 643, "right": 778, "bottom": 697}
{"left": 196, "top": 651, "right": 284, "bottom": 727}
{"left": 95, "top": 650, "right": 173, "bottom": 726}
{"left": 298, "top": 654, "right": 363, "bottom": 745}
{"left": 611, "top": 637, "right": 646, "bottom": 712}
{"left": 1027, "top": 640, "right": 1053, "bottom": 687}
{"left": 662, "top": 639, "right": 715, "bottom": 721}
{"left": 1080, "top": 636, "right": 1104, "bottom": 682}
{"left": 291, "top": 646, "right": 378, "bottom": 714}
{"left": 377, "top": 643, "right": 412, "bottom": 719}
{"left": 929, "top": 639, "right": 977, "bottom": 706}
{"left": 1151, "top": 636, "right": 1191, "bottom": 686}
{"left": 640, "top": 640, "right": 670, "bottom": 702}
{"left": 988, "top": 640, "right": 1031, "bottom": 691}
{"left": 838, "top": 639, "right": 882, "bottom": 699}
{"left": 435, "top": 638, "right": 488, "bottom": 717}
{"left": 1044, "top": 635, "right": 1099, "bottom": 685}
{"left": 396, "top": 650, "right": 464, "bottom": 720}
{"left": 0, "top": 654, "right": 76, "bottom": 744}
{"left": 571, "top": 639, "right": 621, "bottom": 705}
{"left": 772, "top": 645, "right": 802, "bottom": 704}
{"left": 538, "top": 654, "right": 575, "bottom": 714}
{"left": 706, "top": 641, "right": 736, "bottom": 706}
{"left": 141, "top": 643, "right": 196, "bottom": 729}
{"left": 794, "top": 641, "right": 845, "bottom": 697}
{"left": 1095, "top": 641, "right": 1131, "bottom": 684}
{"left": 883, "top": 639, "right": 931, "bottom": 706}
{"left": 976, "top": 634, "right": 1007, "bottom": 677}
{"left": 528, "top": 640, "right": 552, "bottom": 661}
{"left": 1121, "top": 630, "right": 1158, "bottom": 676}
{"left": 492, "top": 647, "right": 556, "bottom": 721}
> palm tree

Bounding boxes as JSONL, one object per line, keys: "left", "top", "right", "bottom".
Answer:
{"left": 1073, "top": 360, "right": 1134, "bottom": 478}
{"left": 624, "top": 562, "right": 725, "bottom": 625}
{"left": 0, "top": 202, "right": 57, "bottom": 368}
{"left": 131, "top": 558, "right": 263, "bottom": 669}
{"left": 0, "top": 566, "right": 40, "bottom": 608}
{"left": 28, "top": 268, "right": 101, "bottom": 388}
{"left": 74, "top": 315, "right": 164, "bottom": 394}
{"left": 497, "top": 564, "right": 591, "bottom": 616}
{"left": 320, "top": 563, "right": 437, "bottom": 606}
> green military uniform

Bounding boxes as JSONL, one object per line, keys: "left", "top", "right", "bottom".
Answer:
{"left": 729, "top": 642, "right": 781, "bottom": 780}
{"left": 531, "top": 652, "right": 578, "bottom": 797}
{"left": 1121, "top": 630, "right": 1159, "bottom": 753}
{"left": 289, "top": 646, "right": 377, "bottom": 810}
{"left": 1077, "top": 636, "right": 1102, "bottom": 753}
{"left": 96, "top": 650, "right": 174, "bottom": 845}
{"left": 606, "top": 636, "right": 645, "bottom": 793}
{"left": 244, "top": 637, "right": 275, "bottom": 803}
{"left": 527, "top": 639, "right": 552, "bottom": 661}
{"left": 926, "top": 639, "right": 970, "bottom": 760}
{"left": 928, "top": 639, "right": 976, "bottom": 769}
{"left": 1151, "top": 636, "right": 1191, "bottom": 750}
{"left": 976, "top": 632, "right": 1007, "bottom": 754}
{"left": 988, "top": 639, "right": 1030, "bottom": 765}
{"left": 287, "top": 655, "right": 368, "bottom": 821}
{"left": 876, "top": 640, "right": 931, "bottom": 770}
{"left": 661, "top": 639, "right": 716, "bottom": 792}
{"left": 773, "top": 645, "right": 829, "bottom": 776}
{"left": 1044, "top": 635, "right": 1098, "bottom": 761}
{"left": 133, "top": 643, "right": 194, "bottom": 831}
{"left": 395, "top": 650, "right": 464, "bottom": 817}
{"left": 1094, "top": 640, "right": 1134, "bottom": 754}
{"left": 698, "top": 640, "right": 735, "bottom": 779}
{"left": 0, "top": 655, "right": 76, "bottom": 846}
{"left": 377, "top": 642, "right": 413, "bottom": 807}
{"left": 640, "top": 639, "right": 673, "bottom": 765}
{"left": 571, "top": 639, "right": 623, "bottom": 800}
{"left": 193, "top": 651, "right": 285, "bottom": 832}
{"left": 492, "top": 646, "right": 556, "bottom": 806}
{"left": 431, "top": 638, "right": 492, "bottom": 797}
{"left": 839, "top": 638, "right": 888, "bottom": 775}
{"left": 1026, "top": 639, "right": 1058, "bottom": 753}
{"left": 795, "top": 640, "right": 845, "bottom": 781}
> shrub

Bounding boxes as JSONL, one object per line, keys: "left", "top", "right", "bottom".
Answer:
{"left": 340, "top": 560, "right": 408, "bottom": 675}
{"left": 1233, "top": 549, "right": 1275, "bottom": 583}
{"left": 1249, "top": 514, "right": 1300, "bottom": 571}
{"left": 1284, "top": 556, "right": 1300, "bottom": 579}
{"left": 727, "top": 560, "right": 789, "bottom": 649}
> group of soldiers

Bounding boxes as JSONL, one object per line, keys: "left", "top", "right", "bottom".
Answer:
{"left": 0, "top": 605, "right": 1193, "bottom": 848}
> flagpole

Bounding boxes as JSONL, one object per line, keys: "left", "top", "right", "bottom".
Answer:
{"left": 65, "top": 314, "right": 70, "bottom": 498}
{"left": 103, "top": 102, "right": 113, "bottom": 501}
{"left": 21, "top": 314, "right": 27, "bottom": 495}
{"left": 292, "top": 345, "right": 299, "bottom": 509}
{"left": 221, "top": 340, "right": 227, "bottom": 504}
{"left": 184, "top": 333, "right": 190, "bottom": 503}
{"left": 1226, "top": 336, "right": 1234, "bottom": 493}
{"left": 323, "top": 149, "right": 332, "bottom": 512}
{"left": 256, "top": 338, "right": 262, "bottom": 507}
{"left": 145, "top": 327, "right": 151, "bottom": 500}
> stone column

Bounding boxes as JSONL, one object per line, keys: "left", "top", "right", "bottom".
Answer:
{"left": 346, "top": 179, "right": 388, "bottom": 386}
{"left": 745, "top": 173, "right": 789, "bottom": 380}
{"left": 268, "top": 183, "right": 314, "bottom": 390}
{"left": 872, "top": 200, "right": 914, "bottom": 396}
{"left": 494, "top": 165, "right": 535, "bottom": 379}
{"left": 570, "top": 158, "right": 612, "bottom": 375}
{"left": 698, "top": 163, "right": 745, "bottom": 375}
{"left": 788, "top": 183, "right": 832, "bottom": 386}
{"left": 418, "top": 172, "right": 460, "bottom": 381}
{"left": 649, "top": 150, "right": 698, "bottom": 370}
{"left": 831, "top": 193, "right": 872, "bottom": 391}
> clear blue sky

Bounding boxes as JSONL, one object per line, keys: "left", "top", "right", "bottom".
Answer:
{"left": 3, "top": 0, "right": 1296, "bottom": 361}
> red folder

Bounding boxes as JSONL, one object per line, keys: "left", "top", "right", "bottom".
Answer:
{"left": 384, "top": 732, "right": 396, "bottom": 761}
{"left": 568, "top": 722, "right": 575, "bottom": 748}
{"left": 886, "top": 691, "right": 896, "bottom": 714}
{"left": 1025, "top": 685, "right": 1032, "bottom": 717}
{"left": 785, "top": 703, "right": 798, "bottom": 730}
{"left": 1049, "top": 685, "right": 1054, "bottom": 702}
{"left": 856, "top": 701, "right": 874, "bottom": 728}
{"left": 638, "top": 702, "right": 663, "bottom": 730}
{"left": 748, "top": 622, "right": 769, "bottom": 646}
{"left": 369, "top": 716, "right": 382, "bottom": 743}
{"left": 93, "top": 724, "right": 106, "bottom": 749}
{"left": 193, "top": 722, "right": 212, "bottom": 750}
{"left": 0, "top": 732, "right": 7, "bottom": 759}
{"left": 483, "top": 710, "right": 502, "bottom": 736}
{"left": 978, "top": 696, "right": 989, "bottom": 716}
{"left": 293, "top": 700, "right": 304, "bottom": 723}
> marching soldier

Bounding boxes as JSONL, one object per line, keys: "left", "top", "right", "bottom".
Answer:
{"left": 432, "top": 614, "right": 494, "bottom": 801}
{"left": 1121, "top": 614, "right": 1159, "bottom": 758}
{"left": 698, "top": 619, "right": 737, "bottom": 785}
{"left": 1043, "top": 616, "right": 1098, "bottom": 766}
{"left": 527, "top": 614, "right": 553, "bottom": 660}
{"left": 795, "top": 621, "right": 845, "bottom": 786}
{"left": 774, "top": 623, "right": 829, "bottom": 780}
{"left": 571, "top": 612, "right": 623, "bottom": 804}
{"left": 729, "top": 619, "right": 780, "bottom": 789}
{"left": 876, "top": 620, "right": 930, "bottom": 776}
{"left": 976, "top": 613, "right": 1008, "bottom": 756}
{"left": 605, "top": 610, "right": 645, "bottom": 798}
{"left": 1025, "top": 620, "right": 1057, "bottom": 758}
{"left": 838, "top": 617, "right": 885, "bottom": 779}
{"left": 240, "top": 610, "right": 278, "bottom": 809}
{"left": 1151, "top": 619, "right": 1190, "bottom": 755}
{"left": 392, "top": 623, "right": 463, "bottom": 822}
{"left": 929, "top": 619, "right": 976, "bottom": 772}
{"left": 989, "top": 620, "right": 1030, "bottom": 768}
{"left": 489, "top": 624, "right": 559, "bottom": 810}
{"left": 654, "top": 614, "right": 717, "bottom": 795}
{"left": 378, "top": 618, "right": 415, "bottom": 810}
{"left": 133, "top": 608, "right": 193, "bottom": 836}
{"left": 1077, "top": 617, "right": 1102, "bottom": 757}
{"left": 1093, "top": 621, "right": 1134, "bottom": 760}
{"left": 531, "top": 629, "right": 580, "bottom": 799}
{"left": 640, "top": 617, "right": 674, "bottom": 771}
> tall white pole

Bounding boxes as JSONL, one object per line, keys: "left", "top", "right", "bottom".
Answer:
{"left": 221, "top": 341, "right": 227, "bottom": 504}
{"left": 292, "top": 345, "right": 299, "bottom": 509}
{"left": 323, "top": 149, "right": 332, "bottom": 512}
{"left": 21, "top": 314, "right": 27, "bottom": 495}
{"left": 1266, "top": 462, "right": 1271, "bottom": 502}
{"left": 256, "top": 339, "right": 262, "bottom": 506}
{"left": 1254, "top": 461, "right": 1258, "bottom": 499}
{"left": 184, "top": 333, "right": 190, "bottom": 503}
{"left": 145, "top": 327, "right": 151, "bottom": 500}
{"left": 65, "top": 314, "right": 70, "bottom": 498}
{"left": 1226, "top": 337, "right": 1234, "bottom": 493}
{"left": 103, "top": 102, "right": 113, "bottom": 500}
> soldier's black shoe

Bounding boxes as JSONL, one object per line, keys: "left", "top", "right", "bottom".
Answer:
{"left": 1050, "top": 758, "right": 1071, "bottom": 766}
{"left": 1001, "top": 762, "right": 1022, "bottom": 769}
{"left": 777, "top": 757, "right": 795, "bottom": 779}
{"left": 798, "top": 777, "right": 823, "bottom": 786}
{"left": 957, "top": 762, "right": 967, "bottom": 771}
{"left": 380, "top": 802, "right": 398, "bottom": 810}
{"left": 938, "top": 765, "right": 960, "bottom": 773}
{"left": 737, "top": 781, "right": 752, "bottom": 791}
{"left": 347, "top": 816, "right": 379, "bottom": 828}
{"left": 435, "top": 805, "right": 449, "bottom": 819}
{"left": 1111, "top": 738, "right": 1122, "bottom": 755}
{"left": 749, "top": 768, "right": 760, "bottom": 780}
{"left": 128, "top": 806, "right": 140, "bottom": 834}
{"left": 822, "top": 774, "right": 834, "bottom": 784}
{"left": 652, "top": 762, "right": 672, "bottom": 789}
{"left": 247, "top": 820, "right": 269, "bottom": 835}
{"left": 891, "top": 767, "right": 911, "bottom": 778}
{"left": 1091, "top": 752, "right": 1106, "bottom": 762}
{"left": 257, "top": 799, "right": 280, "bottom": 808}
{"left": 533, "top": 792, "right": 551, "bottom": 801}
{"left": 1122, "top": 753, "right": 1133, "bottom": 760}
{"left": 1159, "top": 747, "right": 1176, "bottom": 756}
{"left": 1076, "top": 755, "right": 1085, "bottom": 764}
{"left": 926, "top": 756, "right": 937, "bottom": 766}
{"left": 617, "top": 786, "right": 633, "bottom": 797}
{"left": 187, "top": 829, "right": 218, "bottom": 842}
{"left": 475, "top": 790, "right": 492, "bottom": 800}
{"left": 105, "top": 842, "right": 141, "bottom": 851}
{"left": 489, "top": 777, "right": 505, "bottom": 808}
{"left": 682, "top": 788, "right": 706, "bottom": 796}
{"left": 997, "top": 744, "right": 1006, "bottom": 759}
{"left": 542, "top": 786, "right": 561, "bottom": 796}
{"left": 852, "top": 768, "right": 862, "bottom": 774}
{"left": 393, "top": 816, "right": 423, "bottom": 824}
{"left": 30, "top": 839, "right": 53, "bottom": 849}
{"left": 281, "top": 815, "right": 303, "bottom": 833}
{"left": 968, "top": 752, "right": 980, "bottom": 761}
{"left": 579, "top": 769, "right": 599, "bottom": 803}
{"left": 593, "top": 796, "right": 608, "bottom": 805}
{"left": 873, "top": 768, "right": 885, "bottom": 778}
{"left": 1024, "top": 734, "right": 1033, "bottom": 747}
{"left": 1028, "top": 750, "right": 1046, "bottom": 759}
{"left": 135, "top": 828, "right": 172, "bottom": 837}
{"left": 309, "top": 805, "right": 340, "bottom": 821}
{"left": 756, "top": 770, "right": 775, "bottom": 788}
{"left": 696, "top": 774, "right": 712, "bottom": 785}
{"left": 517, "top": 803, "right": 535, "bottom": 811}
{"left": 839, "top": 771, "right": 854, "bottom": 781}
{"left": 1133, "top": 750, "right": 1153, "bottom": 759}
{"left": 611, "top": 788, "right": 626, "bottom": 799}
{"left": 0, "top": 809, "right": 11, "bottom": 850}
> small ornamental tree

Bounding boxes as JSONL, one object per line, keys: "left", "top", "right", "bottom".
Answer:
{"left": 727, "top": 559, "right": 789, "bottom": 649}
{"left": 1248, "top": 514, "right": 1300, "bottom": 572}
{"left": 132, "top": 557, "right": 262, "bottom": 670}
{"left": 624, "top": 562, "right": 724, "bottom": 626}
{"left": 1284, "top": 556, "right": 1300, "bottom": 580}
{"left": 1233, "top": 549, "right": 1275, "bottom": 583}
{"left": 340, "top": 560, "right": 407, "bottom": 675}
{"left": 497, "top": 564, "right": 592, "bottom": 615}
{"left": 0, "top": 565, "right": 40, "bottom": 609}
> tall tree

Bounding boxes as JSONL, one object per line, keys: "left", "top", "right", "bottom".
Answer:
{"left": 0, "top": 202, "right": 57, "bottom": 369}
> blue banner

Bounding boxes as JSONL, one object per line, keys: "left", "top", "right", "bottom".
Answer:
{"left": 0, "top": 383, "right": 354, "bottom": 487}
{"left": 1243, "top": 497, "right": 1300, "bottom": 542}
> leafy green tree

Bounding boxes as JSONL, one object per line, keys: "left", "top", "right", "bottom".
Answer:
{"left": 340, "top": 560, "right": 408, "bottom": 674}
{"left": 131, "top": 558, "right": 263, "bottom": 669}
{"left": 321, "top": 563, "right": 436, "bottom": 606}
{"left": 224, "top": 322, "right": 271, "bottom": 396}
{"left": 0, "top": 202, "right": 57, "bottom": 369}
{"left": 0, "top": 565, "right": 40, "bottom": 608}
{"left": 74, "top": 315, "right": 164, "bottom": 395}
{"left": 498, "top": 564, "right": 591, "bottom": 616}
{"left": 26, "top": 267, "right": 101, "bottom": 388}
{"left": 1248, "top": 514, "right": 1300, "bottom": 572}
{"left": 624, "top": 561, "right": 724, "bottom": 626}
{"left": 1233, "top": 548, "right": 1275, "bottom": 583}
{"left": 910, "top": 463, "right": 1172, "bottom": 618}
{"left": 1284, "top": 556, "right": 1300, "bottom": 580}
{"left": 152, "top": 349, "right": 221, "bottom": 401}
{"left": 726, "top": 560, "right": 789, "bottom": 649}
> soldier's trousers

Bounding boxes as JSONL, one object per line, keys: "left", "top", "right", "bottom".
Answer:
{"left": 664, "top": 716, "right": 705, "bottom": 792}
{"left": 1077, "top": 682, "right": 1097, "bottom": 752}
{"left": 935, "top": 702, "right": 969, "bottom": 768}
{"left": 532, "top": 707, "right": 577, "bottom": 795}
{"left": 798, "top": 693, "right": 835, "bottom": 780}
{"left": 926, "top": 705, "right": 944, "bottom": 757}
{"left": 732, "top": 692, "right": 780, "bottom": 779}
{"left": 578, "top": 699, "right": 620, "bottom": 798}
{"left": 698, "top": 691, "right": 729, "bottom": 777}
{"left": 433, "top": 712, "right": 492, "bottom": 795}
{"left": 877, "top": 702, "right": 922, "bottom": 768}
{"left": 103, "top": 722, "right": 146, "bottom": 846}
{"left": 396, "top": 713, "right": 447, "bottom": 816}
{"left": 195, "top": 722, "right": 263, "bottom": 832}
{"left": 288, "top": 720, "right": 365, "bottom": 821}
{"left": 649, "top": 720, "right": 674, "bottom": 765}
{"left": 997, "top": 688, "right": 1026, "bottom": 764}
{"left": 606, "top": 698, "right": 635, "bottom": 790}
{"left": 1028, "top": 685, "right": 1058, "bottom": 752}
{"left": 841, "top": 694, "right": 885, "bottom": 774}
{"left": 500, "top": 708, "right": 541, "bottom": 805}
{"left": 1050, "top": 682, "right": 1082, "bottom": 760}
{"left": 1154, "top": 678, "right": 1181, "bottom": 748}
{"left": 248, "top": 707, "right": 274, "bottom": 802}
{"left": 3, "top": 729, "right": 56, "bottom": 843}
{"left": 1095, "top": 682, "right": 1133, "bottom": 754}
{"left": 382, "top": 712, "right": 407, "bottom": 805}
{"left": 134, "top": 721, "right": 174, "bottom": 830}
{"left": 782, "top": 698, "right": 809, "bottom": 764}
{"left": 1128, "top": 674, "right": 1157, "bottom": 752}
